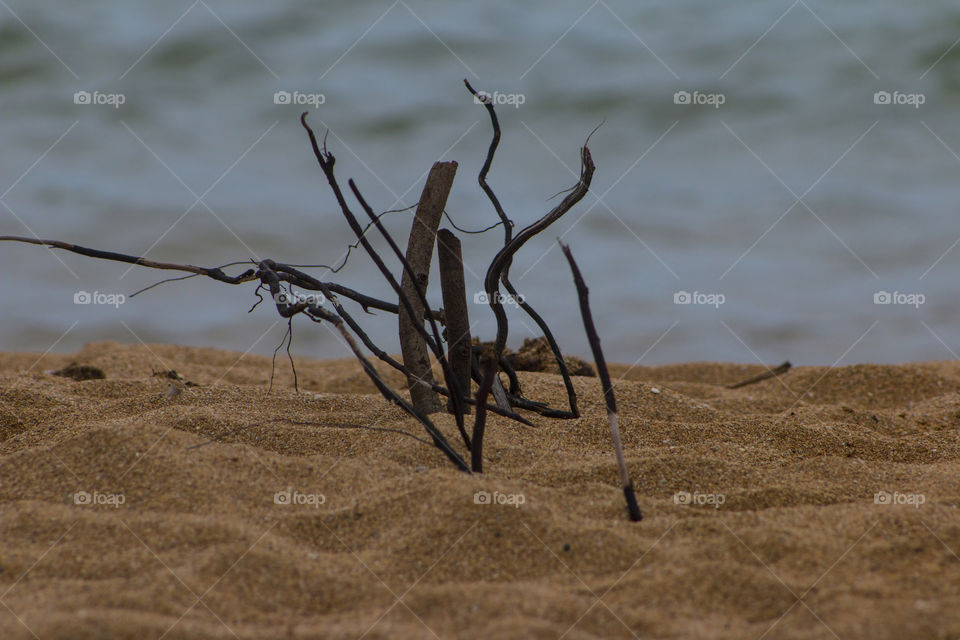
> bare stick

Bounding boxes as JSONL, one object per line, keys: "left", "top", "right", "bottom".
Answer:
{"left": 399, "top": 161, "right": 458, "bottom": 414}
{"left": 560, "top": 241, "right": 642, "bottom": 522}
{"left": 348, "top": 179, "right": 471, "bottom": 447}
{"left": 436, "top": 229, "right": 473, "bottom": 414}
{"left": 479, "top": 144, "right": 595, "bottom": 420}
{"left": 462, "top": 80, "right": 512, "bottom": 244}
{"left": 471, "top": 353, "right": 497, "bottom": 473}
{"left": 0, "top": 235, "right": 439, "bottom": 319}
{"left": 0, "top": 235, "right": 256, "bottom": 283}
{"left": 726, "top": 361, "right": 791, "bottom": 389}
{"left": 259, "top": 259, "right": 470, "bottom": 471}
{"left": 298, "top": 114, "right": 445, "bottom": 358}
{"left": 283, "top": 266, "right": 531, "bottom": 426}
{"left": 464, "top": 80, "right": 585, "bottom": 419}
{"left": 299, "top": 116, "right": 483, "bottom": 448}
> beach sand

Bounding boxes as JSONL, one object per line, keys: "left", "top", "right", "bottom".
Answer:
{"left": 2, "top": 341, "right": 959, "bottom": 639}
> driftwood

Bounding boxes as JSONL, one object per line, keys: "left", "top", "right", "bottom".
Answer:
{"left": 298, "top": 113, "right": 472, "bottom": 447}
{"left": 0, "top": 100, "right": 593, "bottom": 466}
{"left": 345, "top": 176, "right": 470, "bottom": 446}
{"left": 399, "top": 162, "right": 458, "bottom": 414}
{"left": 436, "top": 228, "right": 472, "bottom": 414}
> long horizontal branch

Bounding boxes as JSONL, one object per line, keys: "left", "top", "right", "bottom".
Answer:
{"left": 0, "top": 235, "right": 256, "bottom": 283}
{"left": 0, "top": 235, "right": 442, "bottom": 319}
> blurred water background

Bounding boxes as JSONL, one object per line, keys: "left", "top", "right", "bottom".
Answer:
{"left": 4, "top": 0, "right": 960, "bottom": 367}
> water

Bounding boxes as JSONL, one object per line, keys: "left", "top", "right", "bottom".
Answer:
{"left": 4, "top": 1, "right": 960, "bottom": 367}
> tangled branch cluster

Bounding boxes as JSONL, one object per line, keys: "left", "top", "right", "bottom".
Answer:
{"left": 1, "top": 81, "right": 642, "bottom": 520}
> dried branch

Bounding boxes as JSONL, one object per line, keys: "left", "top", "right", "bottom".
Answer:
{"left": 727, "top": 361, "right": 791, "bottom": 389}
{"left": 299, "top": 114, "right": 481, "bottom": 452}
{"left": 560, "top": 241, "right": 641, "bottom": 521}
{"left": 463, "top": 80, "right": 512, "bottom": 243}
{"left": 258, "top": 259, "right": 471, "bottom": 472}
{"left": 348, "top": 178, "right": 471, "bottom": 448}
{"left": 396, "top": 161, "right": 458, "bottom": 414}
{"left": 480, "top": 144, "right": 595, "bottom": 418}
{"left": 0, "top": 235, "right": 435, "bottom": 319}
{"left": 437, "top": 228, "right": 472, "bottom": 414}
{"left": 472, "top": 355, "right": 497, "bottom": 473}
{"left": 0, "top": 235, "right": 257, "bottom": 283}
{"left": 465, "top": 79, "right": 587, "bottom": 419}
{"left": 298, "top": 114, "right": 444, "bottom": 356}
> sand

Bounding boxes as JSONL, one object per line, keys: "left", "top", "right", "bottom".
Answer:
{"left": 1, "top": 341, "right": 959, "bottom": 639}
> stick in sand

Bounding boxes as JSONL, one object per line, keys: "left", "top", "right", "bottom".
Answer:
{"left": 726, "top": 361, "right": 791, "bottom": 389}
{"left": 398, "top": 161, "right": 458, "bottom": 414}
{"left": 467, "top": 79, "right": 593, "bottom": 419}
{"left": 437, "top": 228, "right": 473, "bottom": 414}
{"left": 471, "top": 355, "right": 497, "bottom": 473}
{"left": 559, "top": 240, "right": 642, "bottom": 522}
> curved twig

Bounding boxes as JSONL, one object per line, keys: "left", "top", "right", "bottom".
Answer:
{"left": 464, "top": 80, "right": 589, "bottom": 418}
{"left": 480, "top": 144, "right": 595, "bottom": 418}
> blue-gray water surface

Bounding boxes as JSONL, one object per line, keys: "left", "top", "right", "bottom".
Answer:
{"left": 4, "top": 1, "right": 960, "bottom": 367}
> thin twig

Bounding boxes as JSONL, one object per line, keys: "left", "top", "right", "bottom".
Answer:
{"left": 259, "top": 259, "right": 470, "bottom": 471}
{"left": 472, "top": 356, "right": 497, "bottom": 473}
{"left": 560, "top": 240, "right": 642, "bottom": 522}
{"left": 0, "top": 235, "right": 257, "bottom": 283}
{"left": 726, "top": 361, "right": 791, "bottom": 389}
{"left": 465, "top": 79, "right": 587, "bottom": 419}
{"left": 0, "top": 235, "right": 431, "bottom": 318}
{"left": 480, "top": 144, "right": 595, "bottom": 419}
